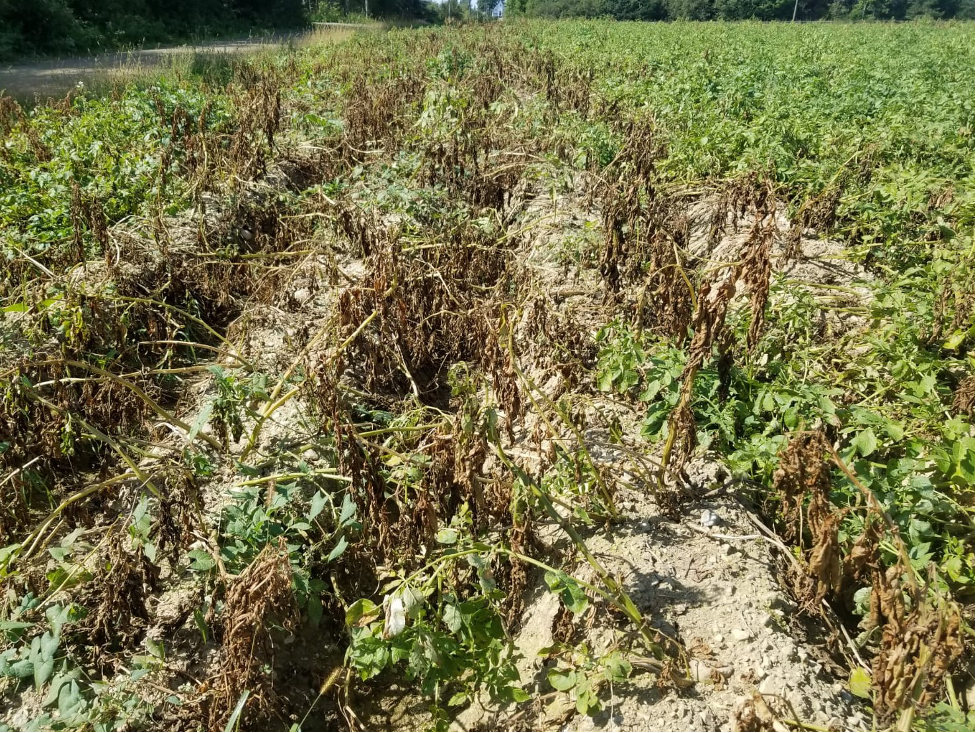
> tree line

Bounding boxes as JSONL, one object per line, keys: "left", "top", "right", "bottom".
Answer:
{"left": 1, "top": 0, "right": 971, "bottom": 62}
{"left": 0, "top": 0, "right": 311, "bottom": 59}
{"left": 0, "top": 0, "right": 448, "bottom": 59}
{"left": 509, "top": 0, "right": 974, "bottom": 20}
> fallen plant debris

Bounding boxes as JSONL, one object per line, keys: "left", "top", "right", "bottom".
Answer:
{"left": 0, "top": 18, "right": 973, "bottom": 733}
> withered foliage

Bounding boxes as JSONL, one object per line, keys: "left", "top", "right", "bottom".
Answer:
{"left": 207, "top": 542, "right": 298, "bottom": 730}
{"left": 773, "top": 432, "right": 832, "bottom": 546}
{"left": 730, "top": 692, "right": 780, "bottom": 732}
{"left": 226, "top": 75, "right": 284, "bottom": 180}
{"left": 599, "top": 176, "right": 694, "bottom": 346}
{"left": 331, "top": 201, "right": 518, "bottom": 410}
{"left": 773, "top": 433, "right": 966, "bottom": 724}
{"left": 784, "top": 175, "right": 846, "bottom": 262}
{"left": 1, "top": 23, "right": 970, "bottom": 733}
{"left": 0, "top": 95, "right": 22, "bottom": 138}
{"left": 341, "top": 72, "right": 425, "bottom": 157}
{"left": 664, "top": 275, "right": 738, "bottom": 473}
{"left": 599, "top": 181, "right": 641, "bottom": 294}
{"left": 78, "top": 531, "right": 157, "bottom": 665}
{"left": 738, "top": 187, "right": 776, "bottom": 350}
{"left": 710, "top": 176, "right": 778, "bottom": 349}
{"left": 952, "top": 375, "right": 975, "bottom": 418}
{"left": 154, "top": 467, "right": 204, "bottom": 567}
{"left": 497, "top": 521, "right": 529, "bottom": 630}
{"left": 684, "top": 276, "right": 738, "bottom": 379}
{"left": 772, "top": 432, "right": 841, "bottom": 607}
{"left": 633, "top": 206, "right": 694, "bottom": 341}
{"left": 869, "top": 569, "right": 965, "bottom": 726}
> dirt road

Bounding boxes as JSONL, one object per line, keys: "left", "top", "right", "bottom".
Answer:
{"left": 0, "top": 30, "right": 349, "bottom": 101}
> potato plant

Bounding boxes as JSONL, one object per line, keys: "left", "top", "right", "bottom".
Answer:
{"left": 0, "top": 18, "right": 973, "bottom": 732}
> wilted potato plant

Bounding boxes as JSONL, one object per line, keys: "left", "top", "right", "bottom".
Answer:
{"left": 0, "top": 18, "right": 974, "bottom": 733}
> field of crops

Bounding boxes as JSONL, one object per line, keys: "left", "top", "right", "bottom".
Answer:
{"left": 0, "top": 19, "right": 974, "bottom": 732}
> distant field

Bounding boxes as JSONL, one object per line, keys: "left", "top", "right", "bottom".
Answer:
{"left": 0, "top": 20, "right": 973, "bottom": 732}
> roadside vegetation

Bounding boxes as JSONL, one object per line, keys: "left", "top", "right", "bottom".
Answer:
{"left": 0, "top": 19, "right": 973, "bottom": 732}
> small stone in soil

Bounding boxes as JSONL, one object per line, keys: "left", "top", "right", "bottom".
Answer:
{"left": 731, "top": 627, "right": 752, "bottom": 641}
{"left": 689, "top": 659, "right": 713, "bottom": 683}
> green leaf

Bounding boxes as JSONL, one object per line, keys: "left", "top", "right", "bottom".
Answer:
{"left": 339, "top": 494, "right": 357, "bottom": 526}
{"left": 851, "top": 428, "right": 878, "bottom": 457}
{"left": 145, "top": 637, "right": 165, "bottom": 660}
{"left": 576, "top": 692, "right": 592, "bottom": 715}
{"left": 307, "top": 594, "right": 323, "bottom": 627}
{"left": 547, "top": 669, "right": 576, "bottom": 691}
{"left": 224, "top": 690, "right": 250, "bottom": 732}
{"left": 942, "top": 330, "right": 968, "bottom": 350}
{"left": 59, "top": 527, "right": 84, "bottom": 551}
{"left": 543, "top": 570, "right": 563, "bottom": 592}
{"left": 603, "top": 651, "right": 632, "bottom": 682}
{"left": 57, "top": 680, "right": 85, "bottom": 720}
{"left": 42, "top": 673, "right": 69, "bottom": 705}
{"left": 881, "top": 421, "right": 904, "bottom": 441}
{"left": 188, "top": 401, "right": 213, "bottom": 444}
{"left": 448, "top": 691, "right": 468, "bottom": 707}
{"left": 443, "top": 604, "right": 463, "bottom": 634}
{"left": 187, "top": 549, "right": 215, "bottom": 572}
{"left": 308, "top": 491, "right": 328, "bottom": 521}
{"left": 0, "top": 543, "right": 22, "bottom": 572}
{"left": 563, "top": 583, "right": 588, "bottom": 615}
{"left": 544, "top": 570, "right": 588, "bottom": 614}
{"left": 639, "top": 379, "right": 662, "bottom": 402}
{"left": 0, "top": 621, "right": 33, "bottom": 632}
{"left": 345, "top": 599, "right": 380, "bottom": 627}
{"left": 34, "top": 657, "right": 54, "bottom": 688}
{"left": 10, "top": 659, "right": 34, "bottom": 678}
{"left": 46, "top": 565, "right": 91, "bottom": 591}
{"left": 326, "top": 535, "right": 348, "bottom": 563}
{"left": 849, "top": 667, "right": 872, "bottom": 699}
{"left": 436, "top": 528, "right": 459, "bottom": 545}
{"left": 39, "top": 631, "right": 59, "bottom": 661}
{"left": 193, "top": 608, "right": 208, "bottom": 644}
